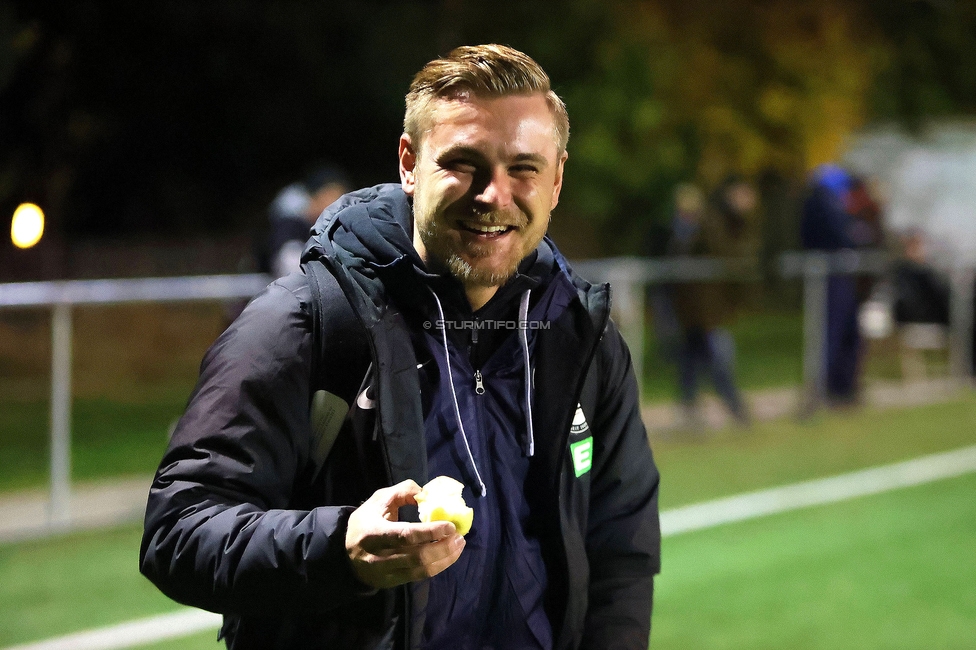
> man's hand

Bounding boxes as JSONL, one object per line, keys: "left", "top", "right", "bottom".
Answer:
{"left": 345, "top": 479, "right": 465, "bottom": 589}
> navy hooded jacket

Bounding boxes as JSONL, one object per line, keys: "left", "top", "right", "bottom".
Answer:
{"left": 140, "top": 184, "right": 661, "bottom": 649}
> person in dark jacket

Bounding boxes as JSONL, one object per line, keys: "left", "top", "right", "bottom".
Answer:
{"left": 667, "top": 177, "right": 756, "bottom": 428}
{"left": 264, "top": 164, "right": 351, "bottom": 279}
{"left": 800, "top": 164, "right": 863, "bottom": 404}
{"left": 892, "top": 228, "right": 950, "bottom": 327}
{"left": 140, "top": 44, "right": 661, "bottom": 650}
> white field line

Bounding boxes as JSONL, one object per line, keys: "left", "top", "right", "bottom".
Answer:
{"left": 6, "top": 444, "right": 976, "bottom": 650}
{"left": 661, "top": 444, "right": 976, "bottom": 537}
{"left": 2, "top": 610, "right": 222, "bottom": 650}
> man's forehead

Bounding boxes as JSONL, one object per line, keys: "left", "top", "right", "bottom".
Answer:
{"left": 422, "top": 94, "right": 558, "bottom": 152}
{"left": 428, "top": 91, "right": 549, "bottom": 114}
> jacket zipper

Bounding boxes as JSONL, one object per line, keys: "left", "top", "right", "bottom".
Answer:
{"left": 554, "top": 283, "right": 612, "bottom": 647}
{"left": 474, "top": 369, "right": 485, "bottom": 395}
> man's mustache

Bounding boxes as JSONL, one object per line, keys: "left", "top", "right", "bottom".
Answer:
{"left": 463, "top": 207, "right": 527, "bottom": 228}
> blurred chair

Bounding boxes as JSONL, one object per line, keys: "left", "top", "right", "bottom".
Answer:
{"left": 899, "top": 322, "right": 949, "bottom": 382}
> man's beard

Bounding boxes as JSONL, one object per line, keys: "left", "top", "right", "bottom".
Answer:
{"left": 416, "top": 203, "right": 529, "bottom": 288}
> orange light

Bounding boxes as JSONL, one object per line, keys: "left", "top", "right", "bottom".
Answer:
{"left": 11, "top": 203, "right": 45, "bottom": 249}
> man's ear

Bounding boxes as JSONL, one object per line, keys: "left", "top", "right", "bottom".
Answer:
{"left": 549, "top": 150, "right": 569, "bottom": 210}
{"left": 399, "top": 134, "right": 418, "bottom": 196}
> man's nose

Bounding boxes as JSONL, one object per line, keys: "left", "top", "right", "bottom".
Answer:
{"left": 474, "top": 167, "right": 513, "bottom": 211}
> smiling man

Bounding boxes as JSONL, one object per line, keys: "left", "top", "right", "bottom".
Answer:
{"left": 141, "top": 45, "right": 660, "bottom": 650}
{"left": 403, "top": 88, "right": 567, "bottom": 308}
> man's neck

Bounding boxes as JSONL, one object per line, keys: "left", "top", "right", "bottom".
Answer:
{"left": 466, "top": 285, "right": 499, "bottom": 312}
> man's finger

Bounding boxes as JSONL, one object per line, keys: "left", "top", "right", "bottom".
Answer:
{"left": 359, "top": 521, "right": 456, "bottom": 553}
{"left": 368, "top": 531, "right": 464, "bottom": 562}
{"left": 370, "top": 479, "right": 423, "bottom": 512}
{"left": 361, "top": 534, "right": 466, "bottom": 584}
{"left": 413, "top": 532, "right": 464, "bottom": 570}
{"left": 423, "top": 537, "right": 466, "bottom": 578}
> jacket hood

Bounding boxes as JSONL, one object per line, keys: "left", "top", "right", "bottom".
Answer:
{"left": 303, "top": 182, "right": 606, "bottom": 329}
{"left": 308, "top": 183, "right": 578, "bottom": 290}
{"left": 302, "top": 183, "right": 431, "bottom": 321}
{"left": 306, "top": 182, "right": 595, "bottom": 282}
{"left": 304, "top": 183, "right": 420, "bottom": 271}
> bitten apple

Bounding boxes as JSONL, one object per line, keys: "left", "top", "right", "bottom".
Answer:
{"left": 415, "top": 476, "right": 474, "bottom": 536}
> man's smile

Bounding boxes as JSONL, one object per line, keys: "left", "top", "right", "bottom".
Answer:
{"left": 457, "top": 220, "right": 517, "bottom": 239}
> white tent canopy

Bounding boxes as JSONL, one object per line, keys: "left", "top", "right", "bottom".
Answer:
{"left": 844, "top": 121, "right": 976, "bottom": 265}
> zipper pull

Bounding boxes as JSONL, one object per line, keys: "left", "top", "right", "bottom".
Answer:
{"left": 474, "top": 369, "right": 485, "bottom": 395}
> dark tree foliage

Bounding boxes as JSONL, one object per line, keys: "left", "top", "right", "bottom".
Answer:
{"left": 0, "top": 1, "right": 446, "bottom": 237}
{"left": 1, "top": 0, "right": 976, "bottom": 255}
{"left": 868, "top": 0, "right": 976, "bottom": 125}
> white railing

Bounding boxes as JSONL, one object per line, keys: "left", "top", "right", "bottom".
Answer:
{"left": 576, "top": 251, "right": 974, "bottom": 413}
{"left": 2, "top": 252, "right": 973, "bottom": 529}
{"left": 0, "top": 274, "right": 271, "bottom": 528}
{"left": 780, "top": 251, "right": 974, "bottom": 412}
{"left": 573, "top": 255, "right": 760, "bottom": 395}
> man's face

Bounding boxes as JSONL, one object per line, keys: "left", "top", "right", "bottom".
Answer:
{"left": 305, "top": 183, "right": 348, "bottom": 224}
{"left": 399, "top": 93, "right": 567, "bottom": 289}
{"left": 726, "top": 182, "right": 757, "bottom": 215}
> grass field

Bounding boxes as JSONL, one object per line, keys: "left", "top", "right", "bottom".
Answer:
{"left": 653, "top": 390, "right": 976, "bottom": 509}
{"left": 654, "top": 473, "right": 976, "bottom": 649}
{"left": 0, "top": 305, "right": 932, "bottom": 493}
{"left": 0, "top": 397, "right": 188, "bottom": 492}
{"left": 0, "top": 302, "right": 219, "bottom": 492}
{"left": 641, "top": 308, "right": 918, "bottom": 403}
{"left": 1, "top": 396, "right": 973, "bottom": 649}
{"left": 642, "top": 310, "right": 805, "bottom": 402}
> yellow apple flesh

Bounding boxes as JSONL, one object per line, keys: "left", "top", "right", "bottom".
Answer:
{"left": 415, "top": 476, "right": 474, "bottom": 536}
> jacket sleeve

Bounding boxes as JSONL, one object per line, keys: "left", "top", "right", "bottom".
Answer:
{"left": 139, "top": 277, "right": 376, "bottom": 616}
{"left": 581, "top": 321, "right": 661, "bottom": 649}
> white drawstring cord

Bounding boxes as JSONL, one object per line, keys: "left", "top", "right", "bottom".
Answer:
{"left": 430, "top": 290, "right": 487, "bottom": 497}
{"left": 518, "top": 290, "right": 535, "bottom": 457}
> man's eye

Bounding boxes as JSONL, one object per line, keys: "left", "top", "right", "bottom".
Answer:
{"left": 511, "top": 165, "right": 539, "bottom": 176}
{"left": 445, "top": 160, "right": 477, "bottom": 174}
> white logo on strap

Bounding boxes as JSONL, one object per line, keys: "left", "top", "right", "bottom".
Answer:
{"left": 356, "top": 386, "right": 376, "bottom": 410}
{"left": 570, "top": 403, "right": 589, "bottom": 435}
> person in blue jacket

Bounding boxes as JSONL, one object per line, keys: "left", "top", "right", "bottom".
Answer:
{"left": 140, "top": 45, "right": 661, "bottom": 649}
{"left": 800, "top": 164, "right": 863, "bottom": 404}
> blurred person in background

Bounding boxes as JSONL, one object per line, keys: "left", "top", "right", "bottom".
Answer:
{"left": 263, "top": 164, "right": 351, "bottom": 279}
{"left": 800, "top": 164, "right": 865, "bottom": 406}
{"left": 891, "top": 228, "right": 951, "bottom": 380}
{"left": 140, "top": 44, "right": 660, "bottom": 649}
{"left": 847, "top": 174, "right": 886, "bottom": 303}
{"left": 667, "top": 176, "right": 755, "bottom": 429}
{"left": 892, "top": 228, "right": 949, "bottom": 326}
{"left": 223, "top": 165, "right": 351, "bottom": 327}
{"left": 644, "top": 183, "right": 703, "bottom": 368}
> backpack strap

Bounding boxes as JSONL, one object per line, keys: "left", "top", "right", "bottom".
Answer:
{"left": 302, "top": 259, "right": 371, "bottom": 478}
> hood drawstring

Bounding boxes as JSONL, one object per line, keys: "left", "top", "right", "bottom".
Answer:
{"left": 518, "top": 290, "right": 535, "bottom": 457}
{"left": 430, "top": 290, "right": 488, "bottom": 498}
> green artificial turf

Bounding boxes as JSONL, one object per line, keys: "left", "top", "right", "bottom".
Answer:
{"left": 653, "top": 392, "right": 976, "bottom": 509}
{"left": 4, "top": 468, "right": 972, "bottom": 648}
{"left": 0, "top": 396, "right": 188, "bottom": 492}
{"left": 139, "top": 631, "right": 222, "bottom": 649}
{"left": 1, "top": 394, "right": 973, "bottom": 648}
{"left": 642, "top": 309, "right": 804, "bottom": 401}
{"left": 653, "top": 473, "right": 976, "bottom": 649}
{"left": 0, "top": 526, "right": 186, "bottom": 646}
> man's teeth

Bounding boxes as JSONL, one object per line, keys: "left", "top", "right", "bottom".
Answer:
{"left": 465, "top": 223, "right": 509, "bottom": 233}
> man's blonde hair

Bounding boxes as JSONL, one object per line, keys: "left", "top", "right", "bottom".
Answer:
{"left": 404, "top": 44, "right": 570, "bottom": 154}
